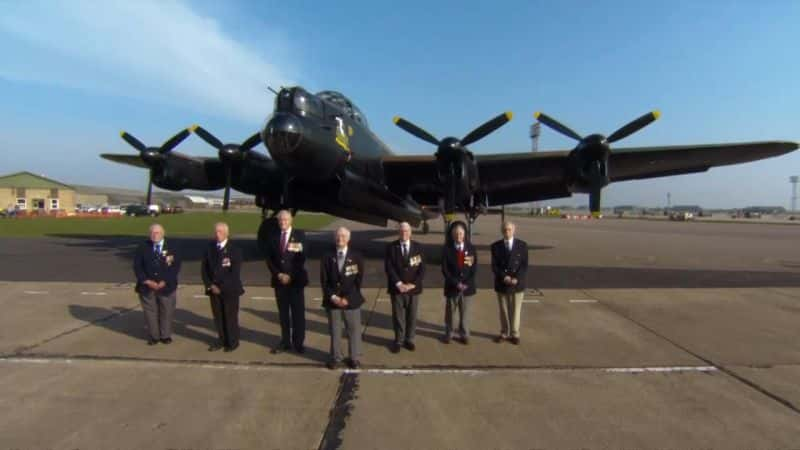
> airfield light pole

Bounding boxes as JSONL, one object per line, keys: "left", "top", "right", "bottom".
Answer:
{"left": 791, "top": 176, "right": 799, "bottom": 212}
{"left": 530, "top": 122, "right": 541, "bottom": 152}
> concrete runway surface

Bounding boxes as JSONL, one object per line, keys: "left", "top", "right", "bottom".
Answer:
{"left": 1, "top": 216, "right": 799, "bottom": 449}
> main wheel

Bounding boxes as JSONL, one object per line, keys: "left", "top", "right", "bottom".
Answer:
{"left": 257, "top": 216, "right": 279, "bottom": 257}
{"left": 421, "top": 221, "right": 430, "bottom": 234}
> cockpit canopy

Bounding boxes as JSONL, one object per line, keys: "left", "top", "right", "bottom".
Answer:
{"left": 317, "top": 90, "right": 369, "bottom": 128}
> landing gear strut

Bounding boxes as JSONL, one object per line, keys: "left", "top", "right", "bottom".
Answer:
{"left": 420, "top": 221, "right": 430, "bottom": 234}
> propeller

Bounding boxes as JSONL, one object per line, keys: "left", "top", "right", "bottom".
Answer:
{"left": 393, "top": 112, "right": 513, "bottom": 215}
{"left": 192, "top": 126, "right": 262, "bottom": 211}
{"left": 534, "top": 110, "right": 660, "bottom": 215}
{"left": 119, "top": 126, "right": 195, "bottom": 205}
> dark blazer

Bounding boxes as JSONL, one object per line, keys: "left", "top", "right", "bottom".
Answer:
{"left": 385, "top": 239, "right": 425, "bottom": 296}
{"left": 133, "top": 239, "right": 181, "bottom": 295}
{"left": 441, "top": 241, "right": 477, "bottom": 297}
{"left": 320, "top": 248, "right": 365, "bottom": 310}
{"left": 490, "top": 238, "right": 529, "bottom": 293}
{"left": 201, "top": 240, "right": 245, "bottom": 297}
{"left": 265, "top": 228, "right": 309, "bottom": 288}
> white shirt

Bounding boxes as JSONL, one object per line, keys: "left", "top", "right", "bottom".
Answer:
{"left": 455, "top": 242, "right": 464, "bottom": 251}
{"left": 505, "top": 238, "right": 514, "bottom": 251}
{"left": 217, "top": 239, "right": 228, "bottom": 250}
{"left": 153, "top": 239, "right": 164, "bottom": 252}
{"left": 400, "top": 240, "right": 410, "bottom": 255}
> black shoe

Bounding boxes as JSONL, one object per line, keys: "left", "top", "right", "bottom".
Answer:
{"left": 160, "top": 338, "right": 172, "bottom": 345}
{"left": 494, "top": 335, "right": 506, "bottom": 343}
{"left": 326, "top": 360, "right": 340, "bottom": 370}
{"left": 404, "top": 341, "right": 416, "bottom": 351}
{"left": 147, "top": 339, "right": 158, "bottom": 346}
{"left": 461, "top": 337, "right": 470, "bottom": 345}
{"left": 294, "top": 345, "right": 306, "bottom": 354}
{"left": 390, "top": 343, "right": 401, "bottom": 353}
{"left": 224, "top": 343, "right": 239, "bottom": 352}
{"left": 208, "top": 342, "right": 224, "bottom": 352}
{"left": 348, "top": 359, "right": 361, "bottom": 369}
{"left": 442, "top": 336, "right": 451, "bottom": 344}
{"left": 510, "top": 337, "right": 520, "bottom": 345}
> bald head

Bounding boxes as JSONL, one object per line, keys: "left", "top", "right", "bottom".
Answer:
{"left": 149, "top": 223, "right": 164, "bottom": 242}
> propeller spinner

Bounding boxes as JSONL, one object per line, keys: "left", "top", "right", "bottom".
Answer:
{"left": 119, "top": 126, "right": 195, "bottom": 206}
{"left": 534, "top": 110, "right": 660, "bottom": 215}
{"left": 193, "top": 126, "right": 262, "bottom": 211}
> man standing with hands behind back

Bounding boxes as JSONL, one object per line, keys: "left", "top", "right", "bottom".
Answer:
{"left": 133, "top": 223, "right": 181, "bottom": 346}
{"left": 491, "top": 221, "right": 528, "bottom": 345}
{"left": 384, "top": 221, "right": 425, "bottom": 353}
{"left": 265, "top": 210, "right": 308, "bottom": 354}
{"left": 201, "top": 222, "right": 244, "bottom": 352}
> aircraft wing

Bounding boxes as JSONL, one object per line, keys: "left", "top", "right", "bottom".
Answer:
{"left": 100, "top": 153, "right": 149, "bottom": 168}
{"left": 383, "top": 141, "right": 798, "bottom": 206}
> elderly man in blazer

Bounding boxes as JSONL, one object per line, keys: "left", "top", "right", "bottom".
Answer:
{"left": 133, "top": 223, "right": 181, "bottom": 346}
{"left": 384, "top": 221, "right": 425, "bottom": 353}
{"left": 490, "top": 220, "right": 529, "bottom": 345}
{"left": 321, "top": 226, "right": 365, "bottom": 369}
{"left": 201, "top": 222, "right": 245, "bottom": 352}
{"left": 265, "top": 210, "right": 308, "bottom": 354}
{"left": 441, "top": 222, "right": 477, "bottom": 344}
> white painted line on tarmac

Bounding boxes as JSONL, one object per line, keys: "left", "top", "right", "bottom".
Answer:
{"left": 312, "top": 297, "right": 322, "bottom": 301}
{"left": 80, "top": 291, "right": 107, "bottom": 296}
{"left": 604, "top": 366, "right": 717, "bottom": 373}
{"left": 250, "top": 296, "right": 275, "bottom": 300}
{"left": 23, "top": 290, "right": 49, "bottom": 295}
{"left": 523, "top": 299, "right": 540, "bottom": 303}
{"left": 347, "top": 368, "right": 486, "bottom": 375}
{"left": 377, "top": 298, "right": 389, "bottom": 303}
{"left": 192, "top": 294, "right": 207, "bottom": 299}
{"left": 569, "top": 299, "right": 597, "bottom": 303}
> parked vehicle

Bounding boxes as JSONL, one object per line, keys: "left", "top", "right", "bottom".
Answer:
{"left": 125, "top": 204, "right": 159, "bottom": 217}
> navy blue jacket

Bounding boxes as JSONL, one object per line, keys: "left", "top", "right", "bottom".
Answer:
{"left": 320, "top": 248, "right": 365, "bottom": 310}
{"left": 265, "top": 228, "right": 309, "bottom": 288}
{"left": 491, "top": 238, "right": 529, "bottom": 293}
{"left": 133, "top": 239, "right": 181, "bottom": 295}
{"left": 385, "top": 239, "right": 425, "bottom": 295}
{"left": 441, "top": 241, "right": 478, "bottom": 297}
{"left": 201, "top": 240, "right": 245, "bottom": 297}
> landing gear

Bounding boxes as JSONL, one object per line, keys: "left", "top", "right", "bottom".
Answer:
{"left": 420, "top": 221, "right": 430, "bottom": 234}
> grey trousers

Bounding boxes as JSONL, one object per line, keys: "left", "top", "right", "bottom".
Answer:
{"left": 390, "top": 293, "right": 419, "bottom": 344}
{"left": 445, "top": 294, "right": 472, "bottom": 338}
{"left": 497, "top": 291, "right": 524, "bottom": 338}
{"left": 138, "top": 290, "right": 176, "bottom": 340}
{"left": 327, "top": 308, "right": 362, "bottom": 362}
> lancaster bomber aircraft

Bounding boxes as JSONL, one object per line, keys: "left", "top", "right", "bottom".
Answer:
{"left": 102, "top": 86, "right": 798, "bottom": 239}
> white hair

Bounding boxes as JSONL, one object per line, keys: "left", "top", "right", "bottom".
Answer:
{"left": 399, "top": 221, "right": 411, "bottom": 231}
{"left": 276, "top": 210, "right": 292, "bottom": 220}
{"left": 148, "top": 223, "right": 164, "bottom": 234}
{"left": 502, "top": 221, "right": 515, "bottom": 230}
{"left": 214, "top": 222, "right": 229, "bottom": 234}
{"left": 335, "top": 226, "right": 351, "bottom": 240}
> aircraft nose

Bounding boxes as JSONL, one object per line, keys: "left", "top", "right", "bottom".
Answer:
{"left": 263, "top": 113, "right": 303, "bottom": 162}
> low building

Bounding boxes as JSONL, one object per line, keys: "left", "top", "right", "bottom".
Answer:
{"left": 0, "top": 171, "right": 76, "bottom": 213}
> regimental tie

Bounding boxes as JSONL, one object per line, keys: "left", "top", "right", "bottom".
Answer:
{"left": 154, "top": 243, "right": 161, "bottom": 255}
{"left": 457, "top": 244, "right": 465, "bottom": 269}
{"left": 337, "top": 251, "right": 345, "bottom": 272}
{"left": 402, "top": 242, "right": 408, "bottom": 259}
{"left": 280, "top": 231, "right": 288, "bottom": 255}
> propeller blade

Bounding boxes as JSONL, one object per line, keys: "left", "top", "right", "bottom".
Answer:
{"left": 589, "top": 188, "right": 602, "bottom": 214}
{"left": 146, "top": 172, "right": 154, "bottom": 206}
{"left": 159, "top": 126, "right": 195, "bottom": 153}
{"left": 193, "top": 125, "right": 224, "bottom": 150}
{"left": 240, "top": 132, "right": 262, "bottom": 151}
{"left": 222, "top": 165, "right": 232, "bottom": 211}
{"left": 461, "top": 111, "right": 513, "bottom": 146}
{"left": 120, "top": 131, "right": 147, "bottom": 152}
{"left": 392, "top": 117, "right": 440, "bottom": 146}
{"left": 534, "top": 112, "right": 583, "bottom": 141}
{"left": 607, "top": 110, "right": 660, "bottom": 143}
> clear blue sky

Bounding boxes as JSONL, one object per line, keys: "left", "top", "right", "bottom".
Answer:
{"left": 1, "top": 0, "right": 798, "bottom": 208}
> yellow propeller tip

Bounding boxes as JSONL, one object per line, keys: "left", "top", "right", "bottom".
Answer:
{"left": 392, "top": 116, "right": 401, "bottom": 124}
{"left": 652, "top": 110, "right": 661, "bottom": 120}
{"left": 504, "top": 111, "right": 514, "bottom": 121}
{"left": 188, "top": 124, "right": 199, "bottom": 132}
{"left": 533, "top": 111, "right": 542, "bottom": 119}
{"left": 119, "top": 131, "right": 127, "bottom": 137}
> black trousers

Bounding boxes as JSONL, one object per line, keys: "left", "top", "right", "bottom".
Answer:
{"left": 275, "top": 285, "right": 306, "bottom": 348}
{"left": 209, "top": 294, "right": 240, "bottom": 347}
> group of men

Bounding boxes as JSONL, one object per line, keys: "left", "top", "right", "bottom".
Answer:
{"left": 132, "top": 211, "right": 529, "bottom": 369}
